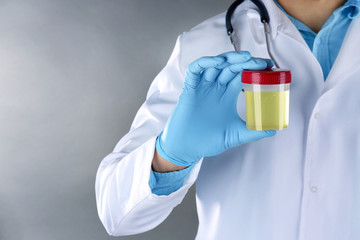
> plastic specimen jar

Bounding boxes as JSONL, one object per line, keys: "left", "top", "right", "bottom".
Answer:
{"left": 241, "top": 68, "right": 292, "bottom": 130}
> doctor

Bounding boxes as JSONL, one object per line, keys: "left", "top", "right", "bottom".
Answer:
{"left": 96, "top": 0, "right": 360, "bottom": 239}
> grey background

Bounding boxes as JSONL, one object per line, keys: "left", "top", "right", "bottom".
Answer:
{"left": 0, "top": 0, "right": 233, "bottom": 239}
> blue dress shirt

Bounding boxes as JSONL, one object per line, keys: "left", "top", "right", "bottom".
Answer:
{"left": 149, "top": 0, "right": 360, "bottom": 195}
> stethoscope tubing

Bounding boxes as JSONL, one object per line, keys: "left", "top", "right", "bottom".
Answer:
{"left": 226, "top": 0, "right": 280, "bottom": 68}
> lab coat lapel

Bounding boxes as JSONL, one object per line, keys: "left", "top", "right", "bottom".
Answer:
{"left": 244, "top": 0, "right": 317, "bottom": 56}
{"left": 230, "top": 0, "right": 283, "bottom": 41}
{"left": 323, "top": 17, "right": 360, "bottom": 92}
{"left": 231, "top": 0, "right": 308, "bottom": 48}
{"left": 261, "top": 0, "right": 308, "bottom": 45}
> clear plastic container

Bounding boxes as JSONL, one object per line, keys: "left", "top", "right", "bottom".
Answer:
{"left": 241, "top": 69, "right": 291, "bottom": 130}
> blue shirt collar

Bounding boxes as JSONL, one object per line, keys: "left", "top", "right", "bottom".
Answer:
{"left": 273, "top": 0, "right": 360, "bottom": 34}
{"left": 344, "top": 0, "right": 360, "bottom": 19}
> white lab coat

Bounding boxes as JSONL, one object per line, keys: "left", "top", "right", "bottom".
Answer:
{"left": 95, "top": 0, "right": 360, "bottom": 239}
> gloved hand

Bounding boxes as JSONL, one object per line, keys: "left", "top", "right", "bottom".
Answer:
{"left": 156, "top": 51, "right": 276, "bottom": 166}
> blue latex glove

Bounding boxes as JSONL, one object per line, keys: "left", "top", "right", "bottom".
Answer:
{"left": 156, "top": 51, "right": 276, "bottom": 166}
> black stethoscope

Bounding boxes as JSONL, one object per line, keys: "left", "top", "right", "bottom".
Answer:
{"left": 226, "top": 0, "right": 280, "bottom": 68}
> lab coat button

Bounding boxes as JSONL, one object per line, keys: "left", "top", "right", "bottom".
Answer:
{"left": 311, "top": 186, "right": 318, "bottom": 192}
{"left": 314, "top": 113, "right": 320, "bottom": 119}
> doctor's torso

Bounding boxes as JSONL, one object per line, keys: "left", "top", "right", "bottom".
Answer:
{"left": 173, "top": 1, "right": 360, "bottom": 239}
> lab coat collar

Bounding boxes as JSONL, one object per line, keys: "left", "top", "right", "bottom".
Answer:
{"left": 260, "top": 0, "right": 286, "bottom": 39}
{"left": 261, "top": 0, "right": 309, "bottom": 46}
{"left": 231, "top": 0, "right": 307, "bottom": 44}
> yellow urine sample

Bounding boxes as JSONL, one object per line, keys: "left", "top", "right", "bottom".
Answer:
{"left": 244, "top": 90, "right": 289, "bottom": 130}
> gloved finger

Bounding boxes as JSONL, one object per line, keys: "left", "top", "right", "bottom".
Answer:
{"left": 223, "top": 74, "right": 243, "bottom": 100}
{"left": 229, "top": 57, "right": 274, "bottom": 96}
{"left": 254, "top": 57, "right": 274, "bottom": 69}
{"left": 217, "top": 51, "right": 252, "bottom": 65}
{"left": 185, "top": 56, "right": 225, "bottom": 88}
{"left": 215, "top": 61, "right": 231, "bottom": 70}
{"left": 227, "top": 119, "right": 276, "bottom": 148}
{"left": 216, "top": 65, "right": 240, "bottom": 85}
{"left": 201, "top": 67, "right": 222, "bottom": 83}
{"left": 218, "top": 58, "right": 269, "bottom": 86}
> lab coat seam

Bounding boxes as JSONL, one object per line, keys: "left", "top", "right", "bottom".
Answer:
{"left": 109, "top": 136, "right": 188, "bottom": 235}
{"left": 111, "top": 193, "right": 152, "bottom": 235}
{"left": 100, "top": 137, "right": 156, "bottom": 231}
{"left": 177, "top": 33, "right": 186, "bottom": 79}
{"left": 111, "top": 138, "right": 155, "bottom": 233}
{"left": 112, "top": 188, "right": 189, "bottom": 236}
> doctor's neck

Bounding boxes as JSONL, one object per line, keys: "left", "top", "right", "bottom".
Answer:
{"left": 277, "top": 0, "right": 346, "bottom": 33}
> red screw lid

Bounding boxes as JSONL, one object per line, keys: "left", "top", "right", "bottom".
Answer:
{"left": 241, "top": 68, "right": 291, "bottom": 85}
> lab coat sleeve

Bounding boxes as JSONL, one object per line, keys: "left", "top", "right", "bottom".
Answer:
{"left": 95, "top": 34, "right": 203, "bottom": 236}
